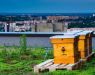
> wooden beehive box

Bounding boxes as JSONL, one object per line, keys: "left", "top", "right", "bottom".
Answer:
{"left": 85, "top": 31, "right": 93, "bottom": 55}
{"left": 50, "top": 35, "right": 79, "bottom": 64}
{"left": 77, "top": 32, "right": 89, "bottom": 59}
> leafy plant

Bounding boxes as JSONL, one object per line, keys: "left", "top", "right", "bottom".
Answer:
{"left": 20, "top": 34, "right": 27, "bottom": 54}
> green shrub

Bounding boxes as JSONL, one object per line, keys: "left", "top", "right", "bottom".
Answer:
{"left": 20, "top": 34, "right": 27, "bottom": 54}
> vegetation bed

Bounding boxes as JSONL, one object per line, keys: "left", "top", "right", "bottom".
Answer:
{"left": 0, "top": 46, "right": 95, "bottom": 75}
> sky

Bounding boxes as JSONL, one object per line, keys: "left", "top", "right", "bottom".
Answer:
{"left": 0, "top": 0, "right": 95, "bottom": 13}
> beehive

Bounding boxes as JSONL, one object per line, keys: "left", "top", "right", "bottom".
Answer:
{"left": 85, "top": 31, "right": 93, "bottom": 55}
{"left": 50, "top": 35, "right": 79, "bottom": 64}
{"left": 77, "top": 32, "right": 89, "bottom": 59}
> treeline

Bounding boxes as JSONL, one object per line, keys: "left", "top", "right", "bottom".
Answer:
{"left": 68, "top": 16, "right": 95, "bottom": 28}
{"left": 0, "top": 15, "right": 47, "bottom": 22}
{"left": 68, "top": 22, "right": 95, "bottom": 28}
{"left": 0, "top": 15, "right": 31, "bottom": 22}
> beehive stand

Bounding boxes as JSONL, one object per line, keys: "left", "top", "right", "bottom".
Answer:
{"left": 34, "top": 59, "right": 83, "bottom": 73}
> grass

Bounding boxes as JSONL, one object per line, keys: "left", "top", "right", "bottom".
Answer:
{"left": 0, "top": 46, "right": 95, "bottom": 75}
{"left": 0, "top": 46, "right": 53, "bottom": 75}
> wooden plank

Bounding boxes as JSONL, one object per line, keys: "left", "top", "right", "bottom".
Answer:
{"left": 87, "top": 52, "right": 95, "bottom": 58}
{"left": 82, "top": 52, "right": 95, "bottom": 61}
{"left": 36, "top": 59, "right": 53, "bottom": 67}
{"left": 40, "top": 61, "right": 54, "bottom": 71}
{"left": 34, "top": 59, "right": 53, "bottom": 73}
{"left": 63, "top": 60, "right": 82, "bottom": 70}
{"left": 56, "top": 64, "right": 67, "bottom": 69}
{"left": 47, "top": 64, "right": 61, "bottom": 71}
{"left": 63, "top": 64, "right": 75, "bottom": 70}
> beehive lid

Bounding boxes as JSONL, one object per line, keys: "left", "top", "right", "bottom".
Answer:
{"left": 64, "top": 32, "right": 76, "bottom": 35}
{"left": 67, "top": 30, "right": 83, "bottom": 33}
{"left": 50, "top": 34, "right": 78, "bottom": 39}
{"left": 64, "top": 30, "right": 83, "bottom": 35}
{"left": 77, "top": 31, "right": 90, "bottom": 35}
{"left": 70, "top": 30, "right": 83, "bottom": 33}
{"left": 82, "top": 31, "right": 93, "bottom": 34}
